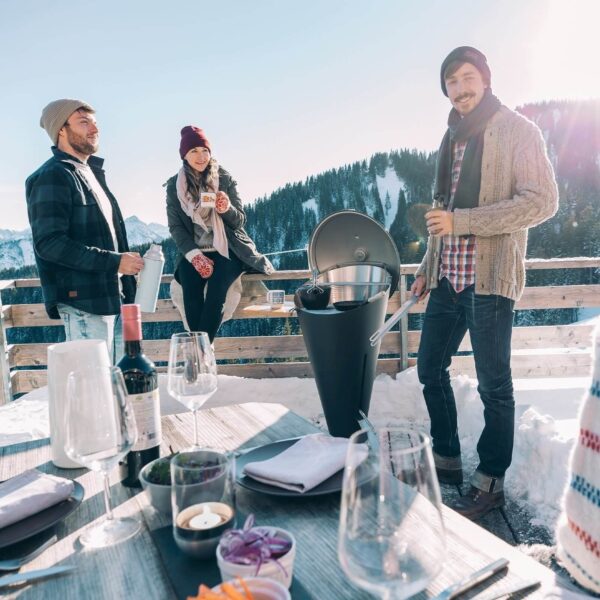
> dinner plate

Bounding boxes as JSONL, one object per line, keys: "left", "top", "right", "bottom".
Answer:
{"left": 235, "top": 438, "right": 344, "bottom": 497}
{"left": 0, "top": 480, "right": 84, "bottom": 549}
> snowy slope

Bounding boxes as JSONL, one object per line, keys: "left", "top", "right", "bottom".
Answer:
{"left": 302, "top": 197, "right": 318, "bottom": 218}
{"left": 375, "top": 166, "right": 406, "bottom": 229}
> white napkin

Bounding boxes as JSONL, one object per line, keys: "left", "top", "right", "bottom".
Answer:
{"left": 0, "top": 470, "right": 74, "bottom": 529}
{"left": 242, "top": 433, "right": 349, "bottom": 493}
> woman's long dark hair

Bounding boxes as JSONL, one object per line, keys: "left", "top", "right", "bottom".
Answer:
{"left": 183, "top": 158, "right": 218, "bottom": 198}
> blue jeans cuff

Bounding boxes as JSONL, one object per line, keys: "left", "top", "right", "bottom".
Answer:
{"left": 433, "top": 451, "right": 462, "bottom": 470}
{"left": 470, "top": 470, "right": 504, "bottom": 493}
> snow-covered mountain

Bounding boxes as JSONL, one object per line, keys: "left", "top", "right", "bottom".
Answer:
{"left": 0, "top": 217, "right": 170, "bottom": 272}
{"left": 0, "top": 228, "right": 31, "bottom": 242}
{"left": 0, "top": 236, "right": 36, "bottom": 272}
{"left": 123, "top": 216, "right": 170, "bottom": 247}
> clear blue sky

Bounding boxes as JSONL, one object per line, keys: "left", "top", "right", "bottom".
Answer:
{"left": 1, "top": 0, "right": 598, "bottom": 229}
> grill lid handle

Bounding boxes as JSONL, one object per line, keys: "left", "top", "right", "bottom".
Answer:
{"left": 353, "top": 247, "right": 368, "bottom": 262}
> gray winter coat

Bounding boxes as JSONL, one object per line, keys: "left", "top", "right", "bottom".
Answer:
{"left": 165, "top": 167, "right": 274, "bottom": 275}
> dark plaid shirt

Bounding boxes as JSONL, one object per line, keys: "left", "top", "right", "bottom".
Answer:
{"left": 439, "top": 140, "right": 476, "bottom": 292}
{"left": 26, "top": 148, "right": 135, "bottom": 319}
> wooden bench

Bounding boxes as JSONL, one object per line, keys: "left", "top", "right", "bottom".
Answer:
{"left": 1, "top": 258, "right": 599, "bottom": 402}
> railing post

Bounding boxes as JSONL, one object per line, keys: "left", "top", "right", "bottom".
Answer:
{"left": 399, "top": 274, "right": 409, "bottom": 372}
{"left": 0, "top": 281, "right": 14, "bottom": 404}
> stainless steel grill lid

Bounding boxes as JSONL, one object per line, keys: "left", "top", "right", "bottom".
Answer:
{"left": 307, "top": 210, "right": 400, "bottom": 296}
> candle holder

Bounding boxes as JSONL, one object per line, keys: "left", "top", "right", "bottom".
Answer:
{"left": 171, "top": 449, "right": 236, "bottom": 559}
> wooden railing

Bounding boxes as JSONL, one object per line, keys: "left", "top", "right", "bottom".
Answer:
{"left": 1, "top": 257, "right": 599, "bottom": 403}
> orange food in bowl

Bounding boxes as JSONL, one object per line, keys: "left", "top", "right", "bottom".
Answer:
{"left": 188, "top": 575, "right": 290, "bottom": 600}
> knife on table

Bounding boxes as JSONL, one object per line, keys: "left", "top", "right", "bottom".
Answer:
{"left": 477, "top": 579, "right": 541, "bottom": 600}
{"left": 430, "top": 558, "right": 510, "bottom": 600}
{"left": 0, "top": 565, "right": 75, "bottom": 588}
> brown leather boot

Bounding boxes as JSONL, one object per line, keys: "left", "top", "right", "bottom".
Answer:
{"left": 451, "top": 486, "right": 505, "bottom": 520}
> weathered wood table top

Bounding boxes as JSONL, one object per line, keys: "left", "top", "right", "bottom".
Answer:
{"left": 0, "top": 402, "right": 579, "bottom": 599}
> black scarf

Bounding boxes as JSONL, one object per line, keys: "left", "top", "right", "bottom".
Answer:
{"left": 434, "top": 89, "right": 501, "bottom": 210}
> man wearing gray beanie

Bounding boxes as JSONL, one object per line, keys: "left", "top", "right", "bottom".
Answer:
{"left": 412, "top": 47, "right": 559, "bottom": 519}
{"left": 26, "top": 99, "right": 144, "bottom": 359}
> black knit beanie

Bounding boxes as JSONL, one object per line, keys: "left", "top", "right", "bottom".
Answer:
{"left": 440, "top": 46, "right": 491, "bottom": 96}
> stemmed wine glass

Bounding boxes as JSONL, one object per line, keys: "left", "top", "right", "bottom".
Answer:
{"left": 338, "top": 428, "right": 446, "bottom": 600}
{"left": 65, "top": 365, "right": 140, "bottom": 548}
{"left": 167, "top": 331, "right": 218, "bottom": 448}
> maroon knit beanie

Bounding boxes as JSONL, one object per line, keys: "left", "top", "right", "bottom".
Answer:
{"left": 179, "top": 126, "right": 211, "bottom": 159}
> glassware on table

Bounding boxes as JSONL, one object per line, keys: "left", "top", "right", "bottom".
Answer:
{"left": 65, "top": 365, "right": 140, "bottom": 548}
{"left": 171, "top": 449, "right": 236, "bottom": 559}
{"left": 167, "top": 332, "right": 218, "bottom": 448}
{"left": 338, "top": 428, "right": 446, "bottom": 600}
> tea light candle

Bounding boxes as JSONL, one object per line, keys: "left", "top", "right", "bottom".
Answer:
{"left": 189, "top": 505, "right": 222, "bottom": 530}
{"left": 176, "top": 502, "right": 234, "bottom": 532}
{"left": 174, "top": 501, "right": 235, "bottom": 559}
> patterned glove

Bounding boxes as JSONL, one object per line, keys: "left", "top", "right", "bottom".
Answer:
{"left": 191, "top": 253, "right": 214, "bottom": 278}
{"left": 215, "top": 192, "right": 230, "bottom": 214}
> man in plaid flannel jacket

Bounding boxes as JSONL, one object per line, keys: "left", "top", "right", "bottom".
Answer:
{"left": 26, "top": 99, "right": 144, "bottom": 358}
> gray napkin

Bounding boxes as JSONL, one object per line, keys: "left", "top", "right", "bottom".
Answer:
{"left": 242, "top": 433, "right": 349, "bottom": 493}
{"left": 0, "top": 470, "right": 74, "bottom": 529}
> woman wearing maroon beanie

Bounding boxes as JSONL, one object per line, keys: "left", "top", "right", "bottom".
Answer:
{"left": 165, "top": 126, "right": 273, "bottom": 341}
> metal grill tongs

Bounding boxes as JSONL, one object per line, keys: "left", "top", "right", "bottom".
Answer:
{"left": 369, "top": 294, "right": 419, "bottom": 346}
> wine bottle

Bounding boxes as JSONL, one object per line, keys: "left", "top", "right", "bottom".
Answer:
{"left": 118, "top": 303, "right": 161, "bottom": 487}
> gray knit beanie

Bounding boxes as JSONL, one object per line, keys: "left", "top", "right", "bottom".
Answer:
{"left": 40, "top": 99, "right": 95, "bottom": 144}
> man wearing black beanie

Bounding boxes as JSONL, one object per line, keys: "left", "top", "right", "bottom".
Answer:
{"left": 412, "top": 47, "right": 559, "bottom": 519}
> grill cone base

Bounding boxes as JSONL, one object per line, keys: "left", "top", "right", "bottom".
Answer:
{"left": 297, "top": 292, "right": 387, "bottom": 437}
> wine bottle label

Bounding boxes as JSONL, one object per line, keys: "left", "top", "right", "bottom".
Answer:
{"left": 128, "top": 388, "right": 161, "bottom": 451}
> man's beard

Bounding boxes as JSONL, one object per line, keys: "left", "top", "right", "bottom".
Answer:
{"left": 66, "top": 129, "right": 99, "bottom": 155}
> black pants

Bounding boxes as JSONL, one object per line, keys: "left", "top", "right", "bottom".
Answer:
{"left": 176, "top": 252, "right": 244, "bottom": 342}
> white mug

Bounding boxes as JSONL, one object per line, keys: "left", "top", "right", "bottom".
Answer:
{"left": 267, "top": 290, "right": 285, "bottom": 308}
{"left": 200, "top": 192, "right": 216, "bottom": 208}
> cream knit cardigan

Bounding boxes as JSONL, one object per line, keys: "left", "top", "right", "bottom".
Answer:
{"left": 417, "top": 106, "right": 558, "bottom": 301}
{"left": 556, "top": 323, "right": 600, "bottom": 593}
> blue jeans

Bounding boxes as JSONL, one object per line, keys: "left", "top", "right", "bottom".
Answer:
{"left": 417, "top": 278, "right": 515, "bottom": 483}
{"left": 56, "top": 303, "right": 123, "bottom": 363}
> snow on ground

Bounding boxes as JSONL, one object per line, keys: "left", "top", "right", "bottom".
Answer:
{"left": 1, "top": 368, "right": 588, "bottom": 536}
{"left": 375, "top": 167, "right": 405, "bottom": 230}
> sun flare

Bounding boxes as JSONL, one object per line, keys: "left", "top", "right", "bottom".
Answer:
{"left": 532, "top": 0, "right": 600, "bottom": 99}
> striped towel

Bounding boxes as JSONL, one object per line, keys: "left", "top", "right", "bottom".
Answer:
{"left": 556, "top": 322, "right": 600, "bottom": 593}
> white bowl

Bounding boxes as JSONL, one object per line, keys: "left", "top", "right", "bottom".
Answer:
{"left": 212, "top": 577, "right": 291, "bottom": 600}
{"left": 216, "top": 528, "right": 296, "bottom": 589}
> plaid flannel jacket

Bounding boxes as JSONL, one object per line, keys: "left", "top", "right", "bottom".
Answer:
{"left": 26, "top": 148, "right": 135, "bottom": 319}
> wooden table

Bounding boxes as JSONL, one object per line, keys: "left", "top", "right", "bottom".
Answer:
{"left": 0, "top": 403, "right": 579, "bottom": 599}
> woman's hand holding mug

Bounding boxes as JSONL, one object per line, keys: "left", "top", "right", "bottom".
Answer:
{"left": 215, "top": 191, "right": 230, "bottom": 214}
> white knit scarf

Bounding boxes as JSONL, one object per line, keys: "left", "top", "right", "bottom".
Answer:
{"left": 175, "top": 160, "right": 229, "bottom": 259}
